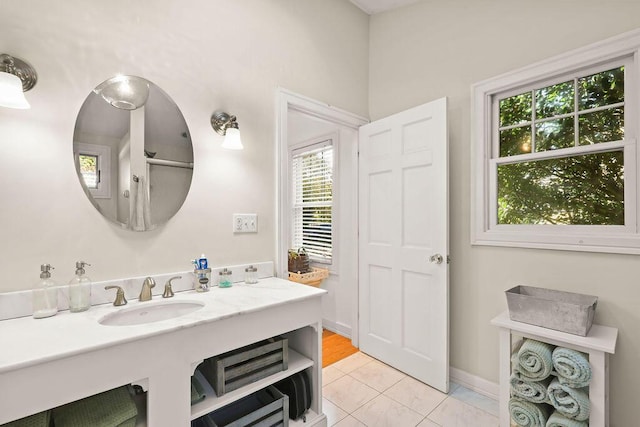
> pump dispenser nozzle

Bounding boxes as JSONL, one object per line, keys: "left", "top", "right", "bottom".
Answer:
{"left": 74, "top": 261, "right": 91, "bottom": 275}
{"left": 40, "top": 264, "right": 54, "bottom": 279}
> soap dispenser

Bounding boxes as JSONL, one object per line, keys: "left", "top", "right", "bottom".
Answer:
{"left": 68, "top": 261, "right": 92, "bottom": 312}
{"left": 33, "top": 264, "right": 58, "bottom": 319}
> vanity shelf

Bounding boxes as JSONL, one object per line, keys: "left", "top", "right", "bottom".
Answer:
{"left": 0, "top": 278, "right": 327, "bottom": 427}
{"left": 191, "top": 349, "right": 313, "bottom": 420}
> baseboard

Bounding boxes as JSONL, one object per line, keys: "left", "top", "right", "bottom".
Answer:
{"left": 321, "top": 319, "right": 352, "bottom": 339}
{"left": 449, "top": 367, "right": 499, "bottom": 400}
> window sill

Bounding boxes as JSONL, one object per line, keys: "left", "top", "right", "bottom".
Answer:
{"left": 472, "top": 231, "right": 640, "bottom": 255}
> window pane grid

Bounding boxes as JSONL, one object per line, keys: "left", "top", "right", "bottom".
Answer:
{"left": 498, "top": 66, "right": 625, "bottom": 159}
{"left": 499, "top": 102, "right": 625, "bottom": 131}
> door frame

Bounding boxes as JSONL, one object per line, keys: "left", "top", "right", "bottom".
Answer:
{"left": 275, "top": 88, "right": 368, "bottom": 345}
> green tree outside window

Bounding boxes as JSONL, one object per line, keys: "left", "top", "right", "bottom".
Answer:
{"left": 497, "top": 67, "right": 625, "bottom": 225}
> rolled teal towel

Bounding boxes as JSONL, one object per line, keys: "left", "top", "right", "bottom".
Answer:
{"left": 547, "top": 378, "right": 590, "bottom": 421}
{"left": 515, "top": 339, "right": 555, "bottom": 381}
{"left": 52, "top": 386, "right": 137, "bottom": 427}
{"left": 510, "top": 372, "right": 551, "bottom": 404}
{"left": 546, "top": 411, "right": 589, "bottom": 427}
{"left": 3, "top": 410, "right": 50, "bottom": 427}
{"left": 509, "top": 397, "right": 551, "bottom": 427}
{"left": 191, "top": 375, "right": 206, "bottom": 405}
{"left": 552, "top": 347, "right": 592, "bottom": 388}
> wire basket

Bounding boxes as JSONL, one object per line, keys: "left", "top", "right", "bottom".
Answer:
{"left": 288, "top": 267, "right": 329, "bottom": 287}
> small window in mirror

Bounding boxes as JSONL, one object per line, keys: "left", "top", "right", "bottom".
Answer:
{"left": 79, "top": 153, "right": 99, "bottom": 189}
{"left": 75, "top": 143, "right": 111, "bottom": 199}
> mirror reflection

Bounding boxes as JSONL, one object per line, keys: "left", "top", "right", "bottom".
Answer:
{"left": 73, "top": 76, "right": 193, "bottom": 231}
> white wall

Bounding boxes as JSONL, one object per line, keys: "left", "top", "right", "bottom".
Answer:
{"left": 370, "top": 1, "right": 640, "bottom": 425}
{"left": 0, "top": 0, "right": 368, "bottom": 290}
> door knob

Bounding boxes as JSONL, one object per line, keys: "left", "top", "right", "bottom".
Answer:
{"left": 429, "top": 254, "right": 444, "bottom": 264}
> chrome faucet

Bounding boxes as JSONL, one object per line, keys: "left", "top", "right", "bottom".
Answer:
{"left": 139, "top": 277, "right": 156, "bottom": 301}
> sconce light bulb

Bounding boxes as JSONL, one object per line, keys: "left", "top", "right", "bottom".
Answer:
{"left": 0, "top": 71, "right": 30, "bottom": 109}
{"left": 222, "top": 127, "right": 244, "bottom": 150}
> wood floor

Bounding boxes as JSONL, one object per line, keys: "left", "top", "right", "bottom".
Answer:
{"left": 322, "top": 329, "right": 359, "bottom": 368}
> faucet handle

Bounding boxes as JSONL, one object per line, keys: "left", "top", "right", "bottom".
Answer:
{"left": 139, "top": 277, "right": 156, "bottom": 301}
{"left": 144, "top": 277, "right": 156, "bottom": 289}
{"left": 163, "top": 276, "right": 181, "bottom": 298}
{"left": 105, "top": 286, "right": 127, "bottom": 306}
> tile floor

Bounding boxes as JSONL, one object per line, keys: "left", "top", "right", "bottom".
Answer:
{"left": 322, "top": 352, "right": 499, "bottom": 427}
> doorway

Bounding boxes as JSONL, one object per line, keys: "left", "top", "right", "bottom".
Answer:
{"left": 276, "top": 88, "right": 367, "bottom": 349}
{"left": 276, "top": 90, "right": 450, "bottom": 393}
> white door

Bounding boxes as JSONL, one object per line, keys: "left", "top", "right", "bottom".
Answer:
{"left": 358, "top": 97, "right": 449, "bottom": 392}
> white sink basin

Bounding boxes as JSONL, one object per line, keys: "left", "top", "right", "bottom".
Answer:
{"left": 99, "top": 300, "right": 205, "bottom": 326}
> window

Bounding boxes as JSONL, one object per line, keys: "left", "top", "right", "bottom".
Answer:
{"left": 497, "top": 66, "right": 625, "bottom": 225}
{"left": 291, "top": 139, "right": 334, "bottom": 263}
{"left": 472, "top": 30, "right": 640, "bottom": 253}
{"left": 79, "top": 153, "right": 100, "bottom": 189}
{"left": 75, "top": 143, "right": 111, "bottom": 199}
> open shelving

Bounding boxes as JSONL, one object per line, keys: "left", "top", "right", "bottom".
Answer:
{"left": 190, "top": 349, "right": 313, "bottom": 420}
{"left": 491, "top": 311, "right": 618, "bottom": 427}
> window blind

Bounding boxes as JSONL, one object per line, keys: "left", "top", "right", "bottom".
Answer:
{"left": 291, "top": 143, "right": 333, "bottom": 263}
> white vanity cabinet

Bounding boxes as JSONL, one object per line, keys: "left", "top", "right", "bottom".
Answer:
{"left": 0, "top": 279, "right": 327, "bottom": 427}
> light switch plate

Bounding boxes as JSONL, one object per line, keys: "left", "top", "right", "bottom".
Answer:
{"left": 233, "top": 213, "right": 257, "bottom": 233}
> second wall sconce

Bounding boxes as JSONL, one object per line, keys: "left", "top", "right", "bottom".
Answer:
{"left": 211, "top": 111, "right": 244, "bottom": 150}
{"left": 0, "top": 54, "right": 37, "bottom": 109}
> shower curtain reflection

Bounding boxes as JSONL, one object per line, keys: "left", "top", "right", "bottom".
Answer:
{"left": 129, "top": 175, "right": 151, "bottom": 231}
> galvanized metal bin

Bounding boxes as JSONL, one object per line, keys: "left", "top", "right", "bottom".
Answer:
{"left": 505, "top": 285, "right": 598, "bottom": 336}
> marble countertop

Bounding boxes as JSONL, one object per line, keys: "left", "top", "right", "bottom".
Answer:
{"left": 0, "top": 277, "right": 326, "bottom": 374}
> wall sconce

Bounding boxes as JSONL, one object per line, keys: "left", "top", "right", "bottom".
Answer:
{"left": 0, "top": 54, "right": 37, "bottom": 109}
{"left": 211, "top": 111, "right": 244, "bottom": 150}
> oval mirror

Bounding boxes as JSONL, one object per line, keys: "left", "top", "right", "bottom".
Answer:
{"left": 73, "top": 76, "right": 193, "bottom": 231}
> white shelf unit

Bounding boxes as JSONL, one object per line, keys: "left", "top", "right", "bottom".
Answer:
{"left": 491, "top": 311, "right": 618, "bottom": 427}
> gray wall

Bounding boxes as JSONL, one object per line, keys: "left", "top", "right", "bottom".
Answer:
{"left": 0, "top": 0, "right": 369, "bottom": 288}
{"left": 369, "top": 1, "right": 640, "bottom": 425}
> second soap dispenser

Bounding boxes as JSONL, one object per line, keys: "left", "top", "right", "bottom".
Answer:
{"left": 33, "top": 264, "right": 59, "bottom": 319}
{"left": 69, "top": 261, "right": 92, "bottom": 312}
